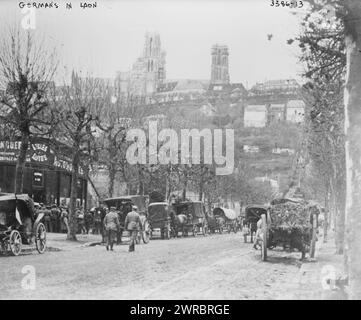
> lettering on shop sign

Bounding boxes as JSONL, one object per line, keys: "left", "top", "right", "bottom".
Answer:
{"left": 0, "top": 140, "right": 83, "bottom": 175}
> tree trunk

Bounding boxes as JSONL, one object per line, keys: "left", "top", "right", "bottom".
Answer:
{"left": 199, "top": 178, "right": 203, "bottom": 201}
{"left": 331, "top": 178, "right": 344, "bottom": 254}
{"left": 336, "top": 177, "right": 346, "bottom": 255}
{"left": 323, "top": 182, "right": 330, "bottom": 242}
{"left": 344, "top": 1, "right": 361, "bottom": 299}
{"left": 67, "top": 153, "right": 79, "bottom": 241}
{"left": 14, "top": 133, "right": 30, "bottom": 194}
{"left": 166, "top": 166, "right": 172, "bottom": 202}
{"left": 182, "top": 174, "right": 187, "bottom": 201}
{"left": 108, "top": 164, "right": 116, "bottom": 198}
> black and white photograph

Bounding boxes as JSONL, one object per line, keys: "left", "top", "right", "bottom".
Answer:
{"left": 0, "top": 0, "right": 360, "bottom": 303}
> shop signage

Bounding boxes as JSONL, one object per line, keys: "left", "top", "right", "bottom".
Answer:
{"left": 0, "top": 140, "right": 84, "bottom": 176}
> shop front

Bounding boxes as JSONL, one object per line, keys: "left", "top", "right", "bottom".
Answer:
{"left": 0, "top": 138, "right": 87, "bottom": 206}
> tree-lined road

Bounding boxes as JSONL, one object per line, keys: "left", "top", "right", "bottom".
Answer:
{"left": 0, "top": 233, "right": 306, "bottom": 300}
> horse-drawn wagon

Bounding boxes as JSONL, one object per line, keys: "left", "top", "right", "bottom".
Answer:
{"left": 103, "top": 195, "right": 151, "bottom": 244}
{"left": 212, "top": 207, "right": 238, "bottom": 233}
{"left": 255, "top": 198, "right": 320, "bottom": 261}
{"left": 148, "top": 202, "right": 172, "bottom": 239}
{"left": 243, "top": 205, "right": 268, "bottom": 243}
{"left": 0, "top": 194, "right": 46, "bottom": 256}
{"left": 171, "top": 201, "right": 208, "bottom": 237}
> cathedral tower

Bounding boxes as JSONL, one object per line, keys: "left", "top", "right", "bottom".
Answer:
{"left": 143, "top": 32, "right": 166, "bottom": 93}
{"left": 211, "top": 45, "right": 230, "bottom": 85}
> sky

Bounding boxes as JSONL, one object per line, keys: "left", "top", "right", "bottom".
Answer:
{"left": 0, "top": 0, "right": 308, "bottom": 88}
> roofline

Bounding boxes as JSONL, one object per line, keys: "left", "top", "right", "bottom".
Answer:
{"left": 149, "top": 202, "right": 168, "bottom": 206}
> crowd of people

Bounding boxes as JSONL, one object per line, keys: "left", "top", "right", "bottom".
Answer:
{"left": 34, "top": 204, "right": 105, "bottom": 235}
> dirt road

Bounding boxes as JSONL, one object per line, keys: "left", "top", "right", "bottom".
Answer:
{"left": 0, "top": 233, "right": 307, "bottom": 299}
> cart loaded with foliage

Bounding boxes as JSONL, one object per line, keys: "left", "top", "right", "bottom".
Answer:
{"left": 257, "top": 198, "right": 320, "bottom": 261}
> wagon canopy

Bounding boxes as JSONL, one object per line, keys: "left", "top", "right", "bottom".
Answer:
{"left": 213, "top": 207, "right": 238, "bottom": 220}
{"left": 270, "top": 198, "right": 304, "bottom": 206}
{"left": 104, "top": 195, "right": 148, "bottom": 213}
{"left": 173, "top": 201, "right": 205, "bottom": 218}
{"left": 148, "top": 202, "right": 170, "bottom": 222}
{"left": 0, "top": 194, "right": 35, "bottom": 227}
{"left": 244, "top": 205, "right": 268, "bottom": 221}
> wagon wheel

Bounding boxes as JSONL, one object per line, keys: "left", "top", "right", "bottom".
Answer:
{"left": 192, "top": 225, "right": 198, "bottom": 237}
{"left": 141, "top": 220, "right": 151, "bottom": 244}
{"left": 233, "top": 222, "right": 238, "bottom": 233}
{"left": 202, "top": 223, "right": 208, "bottom": 236}
{"left": 9, "top": 230, "right": 22, "bottom": 256}
{"left": 310, "top": 213, "right": 317, "bottom": 259}
{"left": 260, "top": 214, "right": 267, "bottom": 261}
{"left": 243, "top": 224, "right": 248, "bottom": 242}
{"left": 227, "top": 224, "right": 232, "bottom": 233}
{"left": 164, "top": 224, "right": 171, "bottom": 240}
{"left": 35, "top": 223, "right": 47, "bottom": 254}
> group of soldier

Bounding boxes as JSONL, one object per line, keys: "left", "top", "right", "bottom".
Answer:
{"left": 35, "top": 202, "right": 142, "bottom": 253}
{"left": 103, "top": 205, "right": 141, "bottom": 252}
{"left": 35, "top": 204, "right": 70, "bottom": 234}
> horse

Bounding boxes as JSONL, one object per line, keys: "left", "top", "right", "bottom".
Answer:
{"left": 170, "top": 212, "right": 189, "bottom": 237}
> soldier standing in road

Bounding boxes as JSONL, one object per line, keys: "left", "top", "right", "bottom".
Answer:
{"left": 43, "top": 205, "right": 52, "bottom": 233}
{"left": 124, "top": 205, "right": 141, "bottom": 252}
{"left": 51, "top": 204, "right": 60, "bottom": 233}
{"left": 103, "top": 206, "right": 120, "bottom": 251}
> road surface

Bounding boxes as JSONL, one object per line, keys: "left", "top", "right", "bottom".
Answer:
{"left": 0, "top": 233, "right": 307, "bottom": 299}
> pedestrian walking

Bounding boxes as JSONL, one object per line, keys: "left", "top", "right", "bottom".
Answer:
{"left": 93, "top": 208, "right": 102, "bottom": 235}
{"left": 103, "top": 206, "right": 120, "bottom": 251}
{"left": 124, "top": 205, "right": 141, "bottom": 252}
{"left": 43, "top": 205, "right": 52, "bottom": 232}
{"left": 61, "top": 207, "right": 70, "bottom": 234}
{"left": 76, "top": 207, "right": 86, "bottom": 234}
{"left": 51, "top": 204, "right": 60, "bottom": 233}
{"left": 84, "top": 210, "right": 93, "bottom": 234}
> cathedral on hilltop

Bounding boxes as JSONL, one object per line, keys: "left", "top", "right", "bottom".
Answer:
{"left": 115, "top": 32, "right": 166, "bottom": 96}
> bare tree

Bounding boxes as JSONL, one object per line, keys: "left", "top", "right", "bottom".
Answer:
{"left": 0, "top": 28, "right": 58, "bottom": 193}
{"left": 55, "top": 73, "right": 102, "bottom": 240}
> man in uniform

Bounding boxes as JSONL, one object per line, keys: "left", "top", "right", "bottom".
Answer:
{"left": 43, "top": 205, "right": 52, "bottom": 233}
{"left": 124, "top": 205, "right": 141, "bottom": 252}
{"left": 103, "top": 206, "right": 120, "bottom": 251}
{"left": 51, "top": 204, "right": 60, "bottom": 233}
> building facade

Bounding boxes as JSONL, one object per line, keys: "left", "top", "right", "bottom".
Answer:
{"left": 115, "top": 32, "right": 166, "bottom": 96}
{"left": 210, "top": 45, "right": 230, "bottom": 85}
{"left": 0, "top": 138, "right": 87, "bottom": 206}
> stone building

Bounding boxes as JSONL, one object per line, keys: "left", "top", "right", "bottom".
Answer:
{"left": 210, "top": 44, "right": 230, "bottom": 85}
{"left": 115, "top": 32, "right": 166, "bottom": 96}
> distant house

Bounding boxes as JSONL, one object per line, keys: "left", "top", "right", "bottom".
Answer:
{"left": 272, "top": 147, "right": 295, "bottom": 155}
{"left": 268, "top": 103, "right": 286, "bottom": 124}
{"left": 155, "top": 79, "right": 209, "bottom": 103}
{"left": 250, "top": 79, "right": 299, "bottom": 96}
{"left": 286, "top": 100, "right": 305, "bottom": 123}
{"left": 243, "top": 145, "right": 260, "bottom": 153}
{"left": 197, "top": 104, "right": 216, "bottom": 117}
{"left": 244, "top": 105, "right": 267, "bottom": 127}
{"left": 254, "top": 176, "right": 279, "bottom": 190}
